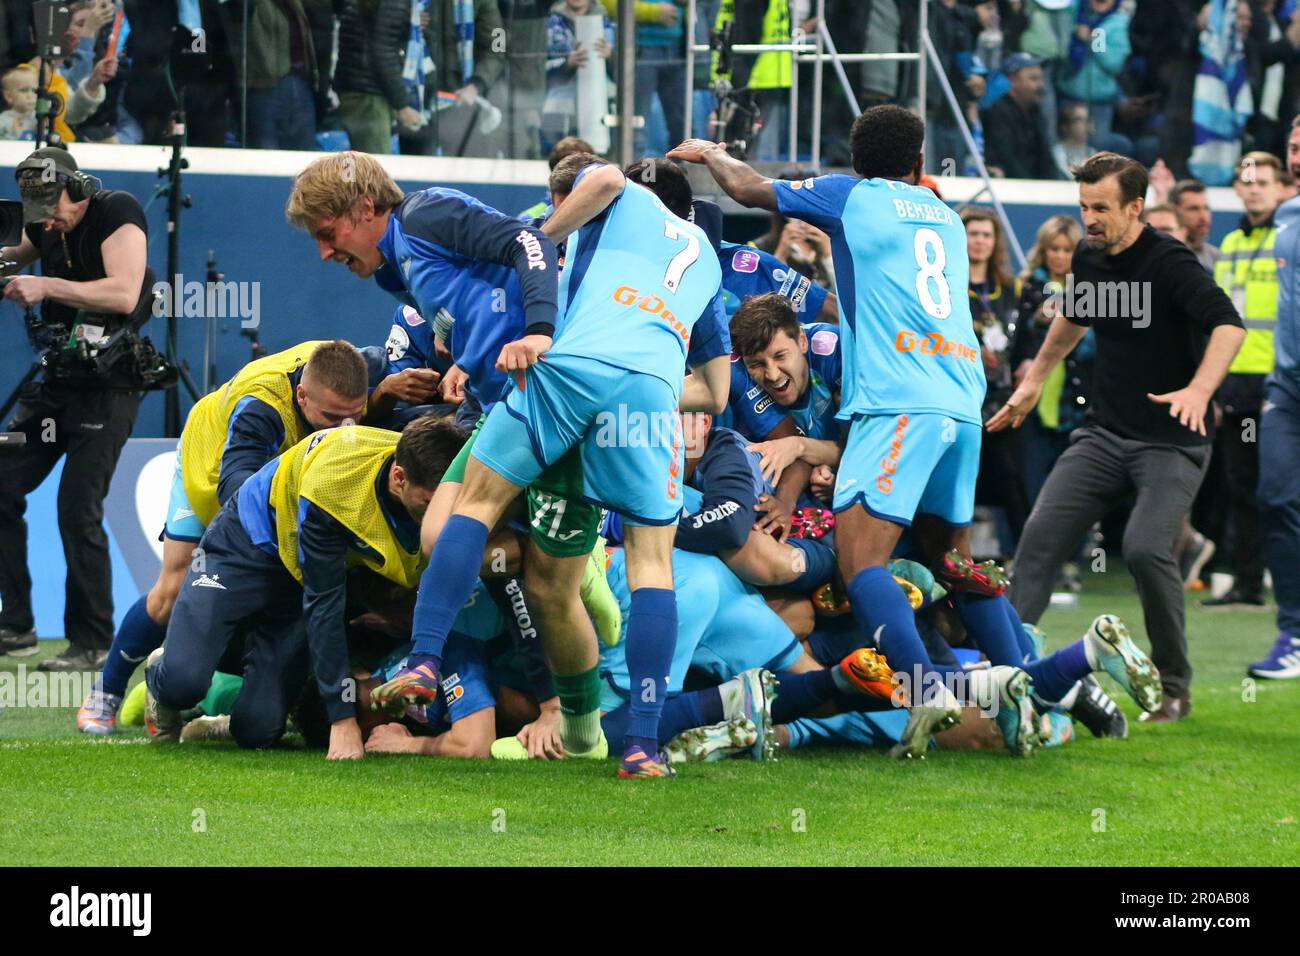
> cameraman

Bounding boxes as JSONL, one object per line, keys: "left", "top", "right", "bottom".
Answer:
{"left": 0, "top": 145, "right": 150, "bottom": 673}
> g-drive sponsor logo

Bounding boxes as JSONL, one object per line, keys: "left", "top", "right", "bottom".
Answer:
{"left": 50, "top": 886, "right": 151, "bottom": 936}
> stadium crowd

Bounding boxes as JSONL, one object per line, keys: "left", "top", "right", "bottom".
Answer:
{"left": 4, "top": 0, "right": 1300, "bottom": 185}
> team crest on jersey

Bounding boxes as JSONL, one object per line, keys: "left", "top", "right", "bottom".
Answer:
{"left": 810, "top": 329, "right": 838, "bottom": 355}
{"left": 790, "top": 178, "right": 815, "bottom": 190}
{"left": 386, "top": 325, "right": 410, "bottom": 361}
{"left": 731, "top": 249, "right": 760, "bottom": 273}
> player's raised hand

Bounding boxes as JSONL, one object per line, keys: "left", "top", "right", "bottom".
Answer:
{"left": 495, "top": 333, "right": 551, "bottom": 378}
{"left": 667, "top": 139, "right": 726, "bottom": 164}
{"left": 1148, "top": 386, "right": 1210, "bottom": 436}
{"left": 986, "top": 378, "right": 1044, "bottom": 432}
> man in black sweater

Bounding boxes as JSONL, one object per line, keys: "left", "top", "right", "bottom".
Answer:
{"left": 988, "top": 152, "right": 1245, "bottom": 722}
{"left": 981, "top": 52, "right": 1060, "bottom": 180}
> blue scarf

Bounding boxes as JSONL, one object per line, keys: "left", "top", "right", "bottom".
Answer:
{"left": 403, "top": 0, "right": 435, "bottom": 111}
{"left": 455, "top": 0, "right": 475, "bottom": 87}
{"left": 1065, "top": 2, "right": 1107, "bottom": 78}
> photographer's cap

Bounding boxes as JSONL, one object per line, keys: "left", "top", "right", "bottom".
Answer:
{"left": 14, "top": 146, "right": 78, "bottom": 223}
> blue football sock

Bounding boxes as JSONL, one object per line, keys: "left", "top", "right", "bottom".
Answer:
{"left": 409, "top": 514, "right": 489, "bottom": 665}
{"left": 771, "top": 668, "right": 837, "bottom": 724}
{"left": 846, "top": 566, "right": 941, "bottom": 679}
{"left": 950, "top": 593, "right": 1023, "bottom": 666}
{"left": 787, "top": 538, "right": 837, "bottom": 593}
{"left": 624, "top": 587, "right": 677, "bottom": 755}
{"left": 100, "top": 596, "right": 166, "bottom": 698}
{"left": 1023, "top": 639, "right": 1091, "bottom": 704}
{"left": 1002, "top": 599, "right": 1037, "bottom": 660}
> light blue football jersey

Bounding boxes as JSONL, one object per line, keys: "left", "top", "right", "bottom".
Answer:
{"left": 550, "top": 171, "right": 725, "bottom": 392}
{"left": 773, "top": 174, "right": 986, "bottom": 425}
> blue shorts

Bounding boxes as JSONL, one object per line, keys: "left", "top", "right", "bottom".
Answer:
{"left": 833, "top": 413, "right": 980, "bottom": 526}
{"left": 471, "top": 353, "right": 684, "bottom": 526}
{"left": 598, "top": 548, "right": 803, "bottom": 712}
{"left": 164, "top": 446, "right": 206, "bottom": 542}
{"left": 373, "top": 633, "right": 495, "bottom": 732}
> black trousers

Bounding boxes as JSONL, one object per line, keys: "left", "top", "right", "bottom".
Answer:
{"left": 148, "top": 500, "right": 308, "bottom": 749}
{"left": 1008, "top": 425, "right": 1211, "bottom": 698}
{"left": 0, "top": 384, "right": 141, "bottom": 651}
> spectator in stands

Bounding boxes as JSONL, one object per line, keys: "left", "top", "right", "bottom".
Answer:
{"left": 1242, "top": 0, "right": 1300, "bottom": 158}
{"left": 234, "top": 0, "right": 327, "bottom": 150}
{"left": 1144, "top": 201, "right": 1189, "bottom": 242}
{"left": 1054, "top": 100, "right": 1097, "bottom": 176}
{"left": 1171, "top": 177, "right": 1221, "bottom": 271}
{"left": 927, "top": 0, "right": 984, "bottom": 174}
{"left": 603, "top": 0, "right": 686, "bottom": 156}
{"left": 1011, "top": 214, "right": 1091, "bottom": 505}
{"left": 0, "top": 64, "right": 37, "bottom": 140}
{"left": 1057, "top": 0, "right": 1132, "bottom": 150}
{"left": 499, "top": 2, "right": 551, "bottom": 161}
{"left": 1202, "top": 149, "right": 1284, "bottom": 609}
{"left": 1129, "top": 0, "right": 1202, "bottom": 178}
{"left": 25, "top": 1, "right": 113, "bottom": 144}
{"left": 983, "top": 52, "right": 1062, "bottom": 178}
{"left": 335, "top": 0, "right": 419, "bottom": 155}
{"left": 712, "top": 0, "right": 794, "bottom": 162}
{"left": 964, "top": 207, "right": 1030, "bottom": 551}
{"left": 541, "top": 0, "right": 614, "bottom": 156}
{"left": 425, "top": 0, "right": 508, "bottom": 157}
{"left": 1021, "top": 0, "right": 1076, "bottom": 151}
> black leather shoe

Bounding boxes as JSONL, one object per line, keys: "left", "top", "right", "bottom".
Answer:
{"left": 0, "top": 626, "right": 38, "bottom": 655}
{"left": 36, "top": 647, "right": 108, "bottom": 672}
{"left": 1199, "top": 589, "right": 1266, "bottom": 609}
{"left": 1138, "top": 694, "right": 1191, "bottom": 723}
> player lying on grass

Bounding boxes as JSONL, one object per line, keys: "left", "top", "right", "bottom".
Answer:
{"left": 363, "top": 155, "right": 731, "bottom": 778}
{"left": 76, "top": 341, "right": 374, "bottom": 736}
{"left": 786, "top": 610, "right": 1162, "bottom": 754}
{"left": 671, "top": 104, "right": 1055, "bottom": 758}
{"left": 144, "top": 415, "right": 464, "bottom": 758}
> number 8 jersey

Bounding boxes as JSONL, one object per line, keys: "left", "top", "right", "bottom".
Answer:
{"left": 550, "top": 167, "right": 727, "bottom": 393}
{"left": 773, "top": 174, "right": 985, "bottom": 426}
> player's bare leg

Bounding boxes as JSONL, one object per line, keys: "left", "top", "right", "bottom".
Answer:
{"left": 522, "top": 542, "right": 606, "bottom": 757}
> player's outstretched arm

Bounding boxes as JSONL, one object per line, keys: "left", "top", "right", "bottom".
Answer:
{"left": 986, "top": 312, "right": 1088, "bottom": 432}
{"left": 667, "top": 140, "right": 777, "bottom": 211}
{"left": 541, "top": 163, "right": 626, "bottom": 243}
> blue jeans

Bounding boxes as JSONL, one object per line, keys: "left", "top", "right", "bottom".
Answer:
{"left": 634, "top": 45, "right": 686, "bottom": 157}
{"left": 246, "top": 73, "right": 317, "bottom": 151}
{"left": 1259, "top": 381, "right": 1300, "bottom": 633}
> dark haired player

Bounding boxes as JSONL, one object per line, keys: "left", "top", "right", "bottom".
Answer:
{"left": 145, "top": 417, "right": 465, "bottom": 759}
{"left": 671, "top": 106, "right": 1043, "bottom": 757}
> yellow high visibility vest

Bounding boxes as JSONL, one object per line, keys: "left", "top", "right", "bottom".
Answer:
{"left": 1214, "top": 224, "right": 1277, "bottom": 374}
{"left": 712, "top": 0, "right": 792, "bottom": 90}
{"left": 180, "top": 341, "right": 331, "bottom": 526}
{"left": 268, "top": 426, "right": 425, "bottom": 588}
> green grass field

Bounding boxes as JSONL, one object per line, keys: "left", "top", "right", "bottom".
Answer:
{"left": 1, "top": 566, "right": 1296, "bottom": 867}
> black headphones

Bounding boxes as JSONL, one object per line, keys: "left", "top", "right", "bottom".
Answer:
{"left": 13, "top": 152, "right": 102, "bottom": 202}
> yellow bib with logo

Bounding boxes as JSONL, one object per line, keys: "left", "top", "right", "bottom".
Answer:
{"left": 269, "top": 426, "right": 425, "bottom": 588}
{"left": 179, "top": 341, "right": 331, "bottom": 526}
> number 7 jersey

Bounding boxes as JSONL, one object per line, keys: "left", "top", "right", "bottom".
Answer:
{"left": 549, "top": 172, "right": 726, "bottom": 392}
{"left": 774, "top": 174, "right": 985, "bottom": 425}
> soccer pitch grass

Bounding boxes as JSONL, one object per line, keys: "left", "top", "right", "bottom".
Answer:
{"left": 1, "top": 567, "right": 1296, "bottom": 867}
